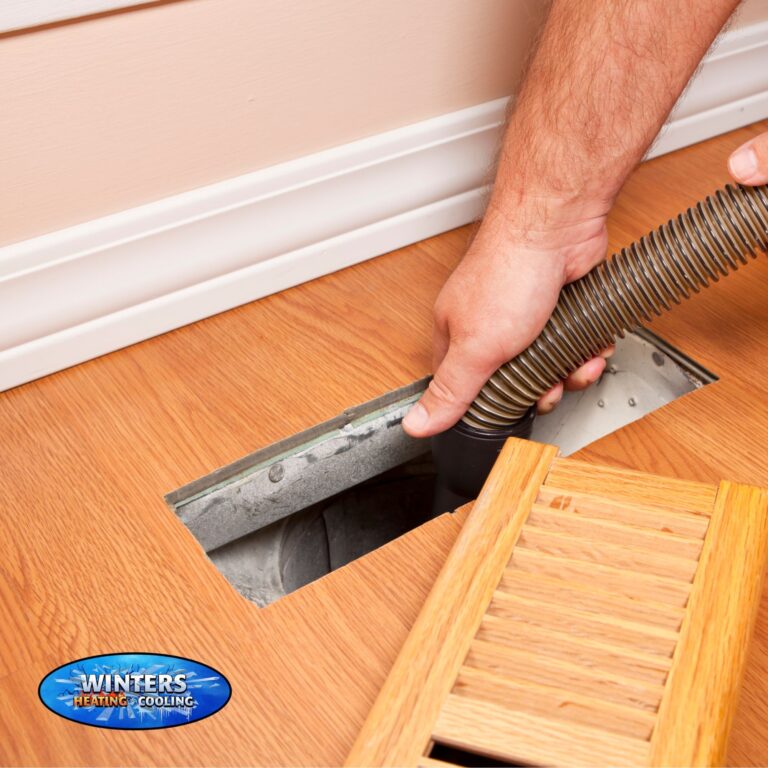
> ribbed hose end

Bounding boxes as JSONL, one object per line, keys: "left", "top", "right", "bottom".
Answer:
{"left": 462, "top": 183, "right": 768, "bottom": 431}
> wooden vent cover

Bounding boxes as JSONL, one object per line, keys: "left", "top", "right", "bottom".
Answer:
{"left": 346, "top": 438, "right": 768, "bottom": 767}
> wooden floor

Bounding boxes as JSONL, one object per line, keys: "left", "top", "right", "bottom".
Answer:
{"left": 2, "top": 121, "right": 768, "bottom": 766}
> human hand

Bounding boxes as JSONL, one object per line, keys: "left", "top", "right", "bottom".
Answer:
{"left": 728, "top": 132, "right": 768, "bottom": 185}
{"left": 403, "top": 198, "right": 614, "bottom": 438}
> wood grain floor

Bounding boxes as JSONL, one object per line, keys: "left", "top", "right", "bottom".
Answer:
{"left": 2, "top": 120, "right": 768, "bottom": 765}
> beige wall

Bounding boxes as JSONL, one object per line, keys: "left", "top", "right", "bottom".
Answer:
{"left": 0, "top": 0, "right": 547, "bottom": 247}
{"left": 4, "top": 0, "right": 766, "bottom": 249}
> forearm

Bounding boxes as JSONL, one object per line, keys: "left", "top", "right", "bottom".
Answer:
{"left": 491, "top": 0, "right": 740, "bottom": 240}
{"left": 403, "top": 0, "right": 747, "bottom": 438}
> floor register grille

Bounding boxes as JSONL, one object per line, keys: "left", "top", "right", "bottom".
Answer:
{"left": 345, "top": 439, "right": 768, "bottom": 768}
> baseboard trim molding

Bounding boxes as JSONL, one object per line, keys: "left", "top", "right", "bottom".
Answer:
{"left": 1, "top": 20, "right": 767, "bottom": 392}
{"left": 0, "top": 190, "right": 487, "bottom": 390}
{"left": 0, "top": 1, "right": 149, "bottom": 34}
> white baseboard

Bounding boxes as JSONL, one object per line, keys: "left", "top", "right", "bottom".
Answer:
{"left": 1, "top": 20, "right": 767, "bottom": 392}
{"left": 0, "top": 1, "right": 147, "bottom": 33}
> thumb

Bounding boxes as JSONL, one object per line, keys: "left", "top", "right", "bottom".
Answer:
{"left": 728, "top": 133, "right": 768, "bottom": 185}
{"left": 402, "top": 342, "right": 497, "bottom": 438}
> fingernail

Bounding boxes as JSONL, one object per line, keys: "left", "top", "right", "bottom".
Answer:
{"left": 403, "top": 402, "right": 429, "bottom": 432}
{"left": 539, "top": 390, "right": 562, "bottom": 414}
{"left": 540, "top": 400, "right": 557, "bottom": 415}
{"left": 729, "top": 146, "right": 758, "bottom": 182}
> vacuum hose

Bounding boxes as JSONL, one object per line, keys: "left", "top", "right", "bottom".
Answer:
{"left": 432, "top": 183, "right": 768, "bottom": 511}
{"left": 465, "top": 183, "right": 768, "bottom": 429}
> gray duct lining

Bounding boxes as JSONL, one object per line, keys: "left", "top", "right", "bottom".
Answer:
{"left": 167, "top": 379, "right": 430, "bottom": 552}
{"left": 166, "top": 328, "right": 714, "bottom": 559}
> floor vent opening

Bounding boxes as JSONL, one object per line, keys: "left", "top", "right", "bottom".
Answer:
{"left": 166, "top": 328, "right": 715, "bottom": 607}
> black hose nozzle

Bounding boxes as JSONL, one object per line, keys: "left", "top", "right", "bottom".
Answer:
{"left": 431, "top": 407, "right": 535, "bottom": 514}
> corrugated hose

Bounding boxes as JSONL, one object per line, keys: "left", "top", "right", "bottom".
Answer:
{"left": 462, "top": 183, "right": 768, "bottom": 431}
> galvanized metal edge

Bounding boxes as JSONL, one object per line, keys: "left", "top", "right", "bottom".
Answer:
{"left": 165, "top": 376, "right": 430, "bottom": 510}
{"left": 633, "top": 326, "right": 718, "bottom": 386}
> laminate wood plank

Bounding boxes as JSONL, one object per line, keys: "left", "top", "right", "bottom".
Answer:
{"left": 433, "top": 694, "right": 650, "bottom": 767}
{"left": 536, "top": 487, "right": 710, "bottom": 538}
{"left": 509, "top": 548, "right": 693, "bottom": 607}
{"left": 649, "top": 482, "right": 768, "bottom": 766}
{"left": 454, "top": 665, "right": 657, "bottom": 740}
{"left": 527, "top": 503, "right": 705, "bottom": 559}
{"left": 518, "top": 525, "right": 700, "bottom": 581}
{"left": 1, "top": 122, "right": 768, "bottom": 766}
{"left": 345, "top": 439, "right": 558, "bottom": 767}
{"left": 465, "top": 639, "right": 665, "bottom": 711}
{"left": 478, "top": 614, "right": 672, "bottom": 685}
{"left": 545, "top": 458, "right": 718, "bottom": 514}
{"left": 488, "top": 591, "right": 678, "bottom": 657}
{"left": 499, "top": 567, "right": 686, "bottom": 631}
{"left": 0, "top": 209, "right": 471, "bottom": 766}
{"left": 575, "top": 377, "right": 768, "bottom": 490}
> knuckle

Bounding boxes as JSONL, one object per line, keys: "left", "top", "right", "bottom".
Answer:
{"left": 449, "top": 329, "right": 488, "bottom": 357}
{"left": 427, "top": 376, "right": 463, "bottom": 408}
{"left": 433, "top": 297, "right": 452, "bottom": 326}
{"left": 454, "top": 333, "right": 508, "bottom": 371}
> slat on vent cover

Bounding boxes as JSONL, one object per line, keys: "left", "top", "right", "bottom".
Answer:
{"left": 485, "top": 591, "right": 679, "bottom": 656}
{"left": 476, "top": 614, "right": 672, "bottom": 685}
{"left": 433, "top": 694, "right": 650, "bottom": 767}
{"left": 497, "top": 568, "right": 686, "bottom": 630}
{"left": 345, "top": 438, "right": 558, "bottom": 767}
{"left": 509, "top": 547, "right": 693, "bottom": 606}
{"left": 516, "top": 525, "right": 699, "bottom": 580}
{"left": 465, "top": 638, "right": 665, "bottom": 711}
{"left": 526, "top": 504, "right": 704, "bottom": 558}
{"left": 536, "top": 486, "right": 710, "bottom": 538}
{"left": 454, "top": 664, "right": 657, "bottom": 739}
{"left": 544, "top": 458, "right": 718, "bottom": 513}
{"left": 346, "top": 438, "right": 768, "bottom": 767}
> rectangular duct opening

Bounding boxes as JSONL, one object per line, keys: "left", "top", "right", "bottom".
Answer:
{"left": 166, "top": 328, "right": 715, "bottom": 607}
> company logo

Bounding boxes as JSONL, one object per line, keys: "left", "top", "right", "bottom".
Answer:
{"left": 38, "top": 653, "right": 231, "bottom": 730}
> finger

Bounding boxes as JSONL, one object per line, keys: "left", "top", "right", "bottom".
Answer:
{"left": 538, "top": 346, "right": 612, "bottom": 413}
{"left": 537, "top": 382, "right": 564, "bottom": 414}
{"left": 564, "top": 356, "right": 607, "bottom": 391}
{"left": 728, "top": 133, "right": 768, "bottom": 185}
{"left": 403, "top": 342, "right": 497, "bottom": 438}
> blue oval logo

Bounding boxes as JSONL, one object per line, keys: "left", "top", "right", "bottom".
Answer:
{"left": 38, "top": 653, "right": 231, "bottom": 730}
